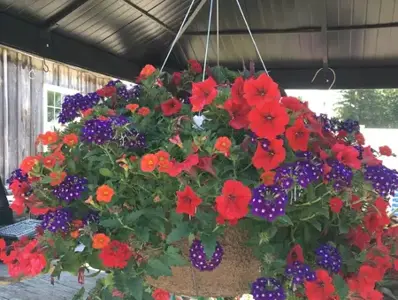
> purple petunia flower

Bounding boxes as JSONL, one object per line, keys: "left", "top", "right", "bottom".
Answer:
{"left": 250, "top": 184, "right": 288, "bottom": 221}
{"left": 40, "top": 208, "right": 72, "bottom": 233}
{"left": 81, "top": 119, "right": 114, "bottom": 145}
{"left": 189, "top": 239, "right": 223, "bottom": 271}
{"left": 315, "top": 244, "right": 342, "bottom": 273}
{"left": 364, "top": 164, "right": 398, "bottom": 197}
{"left": 52, "top": 175, "right": 88, "bottom": 203}
{"left": 285, "top": 261, "right": 316, "bottom": 285}
{"left": 251, "top": 277, "right": 286, "bottom": 300}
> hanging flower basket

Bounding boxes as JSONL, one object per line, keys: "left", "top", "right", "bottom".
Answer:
{"left": 1, "top": 61, "right": 398, "bottom": 300}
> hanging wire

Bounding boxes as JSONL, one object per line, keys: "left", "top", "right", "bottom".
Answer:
{"left": 202, "top": 0, "right": 214, "bottom": 81}
{"left": 216, "top": 0, "right": 220, "bottom": 66}
{"left": 159, "top": 0, "right": 197, "bottom": 74}
{"left": 235, "top": 0, "right": 268, "bottom": 75}
{"left": 311, "top": 67, "right": 336, "bottom": 89}
{"left": 43, "top": 58, "right": 49, "bottom": 73}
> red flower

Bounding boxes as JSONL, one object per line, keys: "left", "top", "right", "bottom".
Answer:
{"left": 188, "top": 60, "right": 202, "bottom": 73}
{"left": 348, "top": 226, "right": 371, "bottom": 250}
{"left": 223, "top": 97, "right": 251, "bottom": 129}
{"left": 214, "top": 136, "right": 232, "bottom": 157}
{"left": 363, "top": 197, "right": 390, "bottom": 234}
{"left": 350, "top": 194, "right": 362, "bottom": 211}
{"left": 379, "top": 145, "right": 392, "bottom": 156}
{"left": 99, "top": 240, "right": 133, "bottom": 269}
{"left": 357, "top": 265, "right": 383, "bottom": 286}
{"left": 197, "top": 156, "right": 216, "bottom": 176}
{"left": 248, "top": 101, "right": 289, "bottom": 140}
{"left": 160, "top": 98, "right": 182, "bottom": 116}
{"left": 152, "top": 288, "right": 170, "bottom": 300}
{"left": 355, "top": 132, "right": 365, "bottom": 145}
{"left": 243, "top": 73, "right": 280, "bottom": 106}
{"left": 190, "top": 77, "right": 217, "bottom": 112}
{"left": 215, "top": 180, "right": 251, "bottom": 221}
{"left": 171, "top": 72, "right": 182, "bottom": 85}
{"left": 176, "top": 186, "right": 202, "bottom": 216}
{"left": 285, "top": 118, "right": 310, "bottom": 151}
{"left": 281, "top": 96, "right": 309, "bottom": 112}
{"left": 97, "top": 86, "right": 116, "bottom": 97}
{"left": 362, "top": 146, "right": 382, "bottom": 166}
{"left": 329, "top": 197, "right": 344, "bottom": 213}
{"left": 137, "top": 64, "right": 156, "bottom": 82}
{"left": 332, "top": 144, "right": 361, "bottom": 169}
{"left": 287, "top": 244, "right": 304, "bottom": 265}
{"left": 231, "top": 77, "right": 245, "bottom": 101}
{"left": 137, "top": 107, "right": 150, "bottom": 116}
{"left": 304, "top": 269, "right": 335, "bottom": 300}
{"left": 252, "top": 139, "right": 286, "bottom": 171}
{"left": 20, "top": 156, "right": 39, "bottom": 173}
{"left": 42, "top": 155, "right": 57, "bottom": 169}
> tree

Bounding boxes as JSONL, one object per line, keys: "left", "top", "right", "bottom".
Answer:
{"left": 334, "top": 89, "right": 398, "bottom": 128}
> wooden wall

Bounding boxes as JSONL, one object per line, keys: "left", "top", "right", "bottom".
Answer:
{"left": 0, "top": 46, "right": 111, "bottom": 182}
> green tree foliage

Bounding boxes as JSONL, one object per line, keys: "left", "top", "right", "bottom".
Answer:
{"left": 335, "top": 89, "right": 398, "bottom": 128}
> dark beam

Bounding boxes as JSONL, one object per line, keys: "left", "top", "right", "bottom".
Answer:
{"left": 44, "top": 0, "right": 91, "bottom": 31}
{"left": 320, "top": 0, "right": 328, "bottom": 71}
{"left": 0, "top": 13, "right": 140, "bottom": 81}
{"left": 184, "top": 22, "right": 398, "bottom": 36}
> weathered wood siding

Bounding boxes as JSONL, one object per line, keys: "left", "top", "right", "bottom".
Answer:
{"left": 0, "top": 47, "right": 111, "bottom": 182}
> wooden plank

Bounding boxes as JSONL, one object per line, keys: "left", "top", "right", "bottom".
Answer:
{"left": 6, "top": 51, "right": 18, "bottom": 178}
{"left": 29, "top": 57, "right": 44, "bottom": 154}
{"left": 0, "top": 48, "right": 4, "bottom": 181}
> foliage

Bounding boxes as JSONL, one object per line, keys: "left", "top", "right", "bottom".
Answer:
{"left": 335, "top": 89, "right": 398, "bottom": 128}
{"left": 1, "top": 62, "right": 398, "bottom": 300}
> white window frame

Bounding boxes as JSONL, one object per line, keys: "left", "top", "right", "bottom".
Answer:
{"left": 43, "top": 84, "right": 79, "bottom": 133}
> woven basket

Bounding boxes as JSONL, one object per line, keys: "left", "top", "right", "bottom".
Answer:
{"left": 146, "top": 227, "right": 261, "bottom": 297}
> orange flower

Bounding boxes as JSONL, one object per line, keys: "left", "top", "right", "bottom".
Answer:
{"left": 107, "top": 109, "right": 116, "bottom": 116}
{"left": 379, "top": 145, "right": 392, "bottom": 156}
{"left": 96, "top": 185, "right": 115, "bottom": 203}
{"left": 215, "top": 137, "right": 232, "bottom": 157}
{"left": 49, "top": 171, "right": 66, "bottom": 186}
{"left": 70, "top": 231, "right": 79, "bottom": 239}
{"left": 52, "top": 150, "right": 65, "bottom": 164}
{"left": 261, "top": 171, "right": 276, "bottom": 186}
{"left": 42, "top": 155, "right": 57, "bottom": 168}
{"left": 20, "top": 156, "right": 39, "bottom": 173}
{"left": 98, "top": 116, "right": 109, "bottom": 121}
{"left": 37, "top": 131, "right": 58, "bottom": 145}
{"left": 138, "top": 107, "right": 150, "bottom": 116}
{"left": 139, "top": 64, "right": 156, "bottom": 78}
{"left": 63, "top": 133, "right": 78, "bottom": 147}
{"left": 155, "top": 151, "right": 171, "bottom": 171}
{"left": 92, "top": 233, "right": 111, "bottom": 249}
{"left": 129, "top": 156, "right": 138, "bottom": 163}
{"left": 126, "top": 103, "right": 139, "bottom": 113}
{"left": 81, "top": 108, "right": 93, "bottom": 117}
{"left": 140, "top": 154, "right": 158, "bottom": 172}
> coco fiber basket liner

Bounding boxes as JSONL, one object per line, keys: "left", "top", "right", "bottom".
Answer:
{"left": 146, "top": 227, "right": 261, "bottom": 297}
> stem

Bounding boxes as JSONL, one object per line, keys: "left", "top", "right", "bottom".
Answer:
{"left": 100, "top": 145, "right": 116, "bottom": 167}
{"left": 294, "top": 190, "right": 332, "bottom": 207}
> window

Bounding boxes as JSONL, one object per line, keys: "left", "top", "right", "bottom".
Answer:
{"left": 43, "top": 84, "right": 79, "bottom": 132}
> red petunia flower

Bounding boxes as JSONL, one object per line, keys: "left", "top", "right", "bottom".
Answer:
{"left": 285, "top": 118, "right": 310, "bottom": 151}
{"left": 363, "top": 197, "right": 390, "bottom": 234}
{"left": 304, "top": 269, "right": 335, "bottom": 300}
{"left": 252, "top": 139, "right": 286, "bottom": 171}
{"left": 355, "top": 132, "right": 365, "bottom": 145}
{"left": 348, "top": 226, "right": 371, "bottom": 250}
{"left": 362, "top": 146, "right": 382, "bottom": 166}
{"left": 96, "top": 86, "right": 116, "bottom": 97}
{"left": 99, "top": 240, "right": 133, "bottom": 269}
{"left": 329, "top": 197, "right": 344, "bottom": 213}
{"left": 243, "top": 73, "right": 280, "bottom": 106}
{"left": 350, "top": 194, "right": 362, "bottom": 211}
{"left": 171, "top": 72, "right": 182, "bottom": 85}
{"left": 287, "top": 244, "right": 304, "bottom": 265}
{"left": 280, "top": 96, "right": 310, "bottom": 112}
{"left": 248, "top": 101, "right": 289, "bottom": 140}
{"left": 176, "top": 186, "right": 202, "bottom": 216}
{"left": 215, "top": 180, "right": 251, "bottom": 221}
{"left": 152, "top": 288, "right": 170, "bottom": 300}
{"left": 188, "top": 60, "right": 202, "bottom": 73}
{"left": 160, "top": 98, "right": 182, "bottom": 116}
{"left": 231, "top": 76, "right": 245, "bottom": 101}
{"left": 379, "top": 145, "right": 392, "bottom": 156}
{"left": 190, "top": 77, "right": 217, "bottom": 112}
{"left": 223, "top": 97, "right": 251, "bottom": 129}
{"left": 332, "top": 144, "right": 361, "bottom": 169}
{"left": 197, "top": 156, "right": 216, "bottom": 176}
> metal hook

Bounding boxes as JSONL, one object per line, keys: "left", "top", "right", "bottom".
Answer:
{"left": 311, "top": 67, "right": 336, "bottom": 89}
{"left": 28, "top": 69, "right": 35, "bottom": 80}
{"left": 43, "top": 59, "right": 49, "bottom": 73}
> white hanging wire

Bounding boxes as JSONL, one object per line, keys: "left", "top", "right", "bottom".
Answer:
{"left": 311, "top": 67, "right": 336, "bottom": 89}
{"left": 216, "top": 0, "right": 220, "bottom": 66}
{"left": 202, "top": 0, "right": 214, "bottom": 81}
{"left": 235, "top": 0, "right": 269, "bottom": 75}
{"left": 159, "top": 0, "right": 197, "bottom": 75}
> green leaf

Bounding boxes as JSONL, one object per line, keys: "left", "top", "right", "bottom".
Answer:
{"left": 40, "top": 176, "right": 52, "bottom": 184}
{"left": 87, "top": 252, "right": 104, "bottom": 270}
{"left": 201, "top": 234, "right": 217, "bottom": 260}
{"left": 72, "top": 287, "right": 85, "bottom": 300}
{"left": 131, "top": 277, "right": 143, "bottom": 300}
{"left": 164, "top": 246, "right": 188, "bottom": 266}
{"left": 100, "top": 168, "right": 113, "bottom": 177}
{"left": 310, "top": 220, "right": 322, "bottom": 231}
{"left": 67, "top": 158, "right": 77, "bottom": 173}
{"left": 145, "top": 258, "right": 172, "bottom": 278}
{"left": 135, "top": 227, "right": 150, "bottom": 242}
{"left": 333, "top": 274, "right": 349, "bottom": 300}
{"left": 276, "top": 215, "right": 293, "bottom": 226}
{"left": 125, "top": 210, "right": 145, "bottom": 224}
{"left": 166, "top": 222, "right": 190, "bottom": 243}
{"left": 338, "top": 218, "right": 350, "bottom": 234}
{"left": 99, "top": 218, "right": 120, "bottom": 229}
